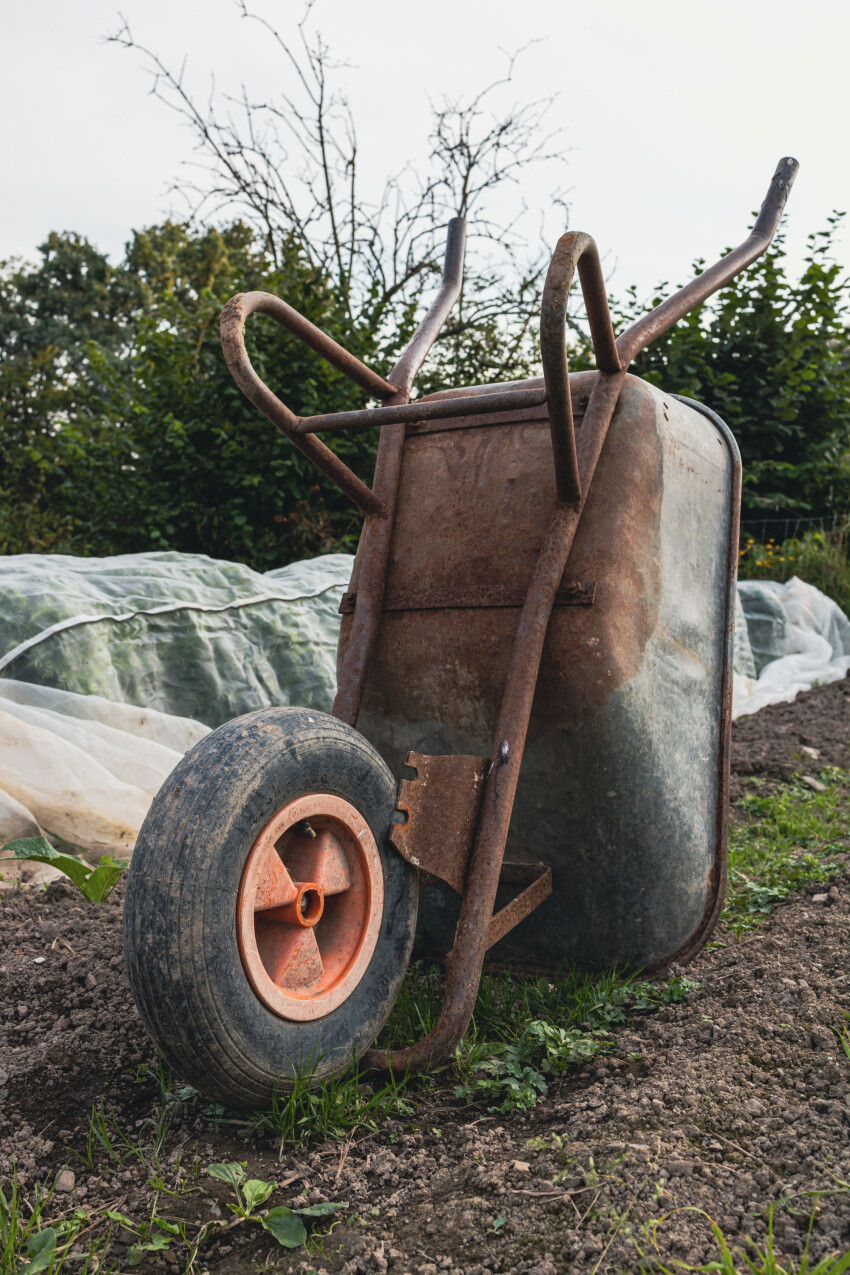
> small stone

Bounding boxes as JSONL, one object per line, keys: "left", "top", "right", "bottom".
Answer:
{"left": 801, "top": 775, "right": 827, "bottom": 793}
{"left": 800, "top": 745, "right": 820, "bottom": 759}
{"left": 55, "top": 1170, "right": 75, "bottom": 1194}
{"left": 33, "top": 957, "right": 46, "bottom": 965}
{"left": 511, "top": 1160, "right": 531, "bottom": 1173}
{"left": 811, "top": 894, "right": 829, "bottom": 905}
{"left": 0, "top": 1069, "right": 9, "bottom": 1086}
{"left": 744, "top": 1099, "right": 764, "bottom": 1116}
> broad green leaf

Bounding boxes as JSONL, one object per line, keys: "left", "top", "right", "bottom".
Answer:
{"left": 83, "top": 858, "right": 127, "bottom": 902}
{"left": 22, "top": 1227, "right": 57, "bottom": 1273}
{"left": 2, "top": 838, "right": 91, "bottom": 891}
{"left": 106, "top": 1209, "right": 136, "bottom": 1229}
{"left": 261, "top": 1206, "right": 307, "bottom": 1249}
{"left": 242, "top": 1178, "right": 275, "bottom": 1210}
{"left": 2, "top": 835, "right": 56, "bottom": 859}
{"left": 127, "top": 1234, "right": 171, "bottom": 1265}
{"left": 208, "top": 1161, "right": 246, "bottom": 1189}
{"left": 194, "top": 1218, "right": 232, "bottom": 1246}
{"left": 152, "top": 1216, "right": 181, "bottom": 1234}
{"left": 295, "top": 1201, "right": 348, "bottom": 1217}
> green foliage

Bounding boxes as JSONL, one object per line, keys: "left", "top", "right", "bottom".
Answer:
{"left": 584, "top": 217, "right": 850, "bottom": 520}
{"left": 3, "top": 213, "right": 849, "bottom": 565}
{"left": 205, "top": 1162, "right": 346, "bottom": 1251}
{"left": 0, "top": 1169, "right": 96, "bottom": 1273}
{"left": 647, "top": 1202, "right": 850, "bottom": 1273}
{"left": 738, "top": 521, "right": 850, "bottom": 618}
{"left": 0, "top": 223, "right": 386, "bottom": 567}
{"left": 724, "top": 770, "right": 848, "bottom": 936}
{"left": 444, "top": 971, "right": 700, "bottom": 1114}
{"left": 247, "top": 1052, "right": 413, "bottom": 1151}
{"left": 0, "top": 835, "right": 127, "bottom": 901}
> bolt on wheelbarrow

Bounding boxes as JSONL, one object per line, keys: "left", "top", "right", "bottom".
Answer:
{"left": 124, "top": 157, "right": 798, "bottom": 1107}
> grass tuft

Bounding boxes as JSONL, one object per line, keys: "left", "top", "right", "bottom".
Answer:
{"left": 647, "top": 1202, "right": 850, "bottom": 1274}
{"left": 724, "top": 770, "right": 849, "bottom": 936}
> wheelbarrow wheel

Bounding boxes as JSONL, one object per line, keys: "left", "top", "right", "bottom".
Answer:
{"left": 123, "top": 707, "right": 417, "bottom": 1109}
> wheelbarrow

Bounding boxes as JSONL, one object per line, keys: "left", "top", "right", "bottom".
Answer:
{"left": 124, "top": 157, "right": 798, "bottom": 1107}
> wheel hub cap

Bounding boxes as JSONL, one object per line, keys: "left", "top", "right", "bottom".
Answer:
{"left": 237, "top": 794, "right": 384, "bottom": 1021}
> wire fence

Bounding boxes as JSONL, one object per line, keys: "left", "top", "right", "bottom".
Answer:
{"left": 739, "top": 513, "right": 846, "bottom": 546}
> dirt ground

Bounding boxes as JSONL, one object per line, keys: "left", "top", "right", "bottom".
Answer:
{"left": 2, "top": 680, "right": 850, "bottom": 1273}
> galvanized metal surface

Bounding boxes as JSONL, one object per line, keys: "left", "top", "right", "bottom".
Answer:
{"left": 347, "top": 376, "right": 740, "bottom": 976}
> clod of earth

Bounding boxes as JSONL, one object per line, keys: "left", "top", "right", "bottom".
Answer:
{"left": 0, "top": 678, "right": 849, "bottom": 1271}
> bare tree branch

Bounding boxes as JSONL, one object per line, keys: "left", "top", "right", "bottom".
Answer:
{"left": 108, "top": 4, "right": 573, "bottom": 380}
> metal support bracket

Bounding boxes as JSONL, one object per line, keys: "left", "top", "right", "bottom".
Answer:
{"left": 486, "top": 862, "right": 553, "bottom": 950}
{"left": 391, "top": 752, "right": 488, "bottom": 894}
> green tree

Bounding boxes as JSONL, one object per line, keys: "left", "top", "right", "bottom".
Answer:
{"left": 0, "top": 222, "right": 388, "bottom": 566}
{"left": 0, "top": 232, "right": 143, "bottom": 551}
{"left": 601, "top": 218, "right": 850, "bottom": 518}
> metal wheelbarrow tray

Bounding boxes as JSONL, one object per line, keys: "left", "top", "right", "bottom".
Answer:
{"left": 123, "top": 158, "right": 798, "bottom": 1106}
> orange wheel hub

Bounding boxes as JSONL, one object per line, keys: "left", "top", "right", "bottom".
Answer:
{"left": 237, "top": 794, "right": 384, "bottom": 1021}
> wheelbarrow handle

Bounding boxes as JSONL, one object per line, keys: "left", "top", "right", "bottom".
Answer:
{"left": 219, "top": 219, "right": 466, "bottom": 514}
{"left": 617, "top": 156, "right": 799, "bottom": 365}
{"left": 539, "top": 232, "right": 622, "bottom": 506}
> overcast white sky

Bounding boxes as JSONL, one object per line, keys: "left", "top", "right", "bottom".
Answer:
{"left": 3, "top": 0, "right": 848, "bottom": 304}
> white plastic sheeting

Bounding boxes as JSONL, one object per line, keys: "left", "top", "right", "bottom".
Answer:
{"left": 0, "top": 679, "right": 209, "bottom": 857}
{"left": 0, "top": 551, "right": 354, "bottom": 862}
{"left": 733, "top": 577, "right": 850, "bottom": 717}
{"left": 2, "top": 547, "right": 848, "bottom": 862}
{"left": 0, "top": 551, "right": 355, "bottom": 727}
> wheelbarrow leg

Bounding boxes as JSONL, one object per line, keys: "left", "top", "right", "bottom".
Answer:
{"left": 363, "top": 502, "right": 577, "bottom": 1069}
{"left": 364, "top": 239, "right": 628, "bottom": 1073}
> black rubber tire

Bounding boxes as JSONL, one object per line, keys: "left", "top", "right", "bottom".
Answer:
{"left": 123, "top": 708, "right": 417, "bottom": 1108}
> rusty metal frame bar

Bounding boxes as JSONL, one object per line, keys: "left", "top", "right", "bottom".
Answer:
{"left": 221, "top": 157, "right": 798, "bottom": 1071}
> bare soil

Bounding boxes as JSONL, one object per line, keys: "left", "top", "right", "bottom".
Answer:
{"left": 2, "top": 680, "right": 850, "bottom": 1274}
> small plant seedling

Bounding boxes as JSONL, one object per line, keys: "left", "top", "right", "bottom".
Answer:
{"left": 647, "top": 1202, "right": 850, "bottom": 1274}
{"left": 207, "top": 1163, "right": 347, "bottom": 1251}
{"left": 0, "top": 835, "right": 127, "bottom": 902}
{"left": 833, "top": 1013, "right": 850, "bottom": 1060}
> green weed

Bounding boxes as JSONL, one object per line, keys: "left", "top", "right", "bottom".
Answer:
{"left": 832, "top": 1013, "right": 850, "bottom": 1060}
{"left": 206, "top": 1162, "right": 346, "bottom": 1250}
{"left": 724, "top": 771, "right": 848, "bottom": 936}
{"left": 444, "top": 972, "right": 699, "bottom": 1114}
{"left": 0, "top": 835, "right": 126, "bottom": 902}
{"left": 647, "top": 1202, "right": 850, "bottom": 1273}
{"left": 0, "top": 1167, "right": 104, "bottom": 1273}
{"left": 248, "top": 1052, "right": 414, "bottom": 1153}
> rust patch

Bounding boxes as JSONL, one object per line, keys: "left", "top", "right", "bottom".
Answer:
{"left": 339, "top": 580, "right": 596, "bottom": 614}
{"left": 485, "top": 863, "right": 553, "bottom": 949}
{"left": 391, "top": 752, "right": 488, "bottom": 894}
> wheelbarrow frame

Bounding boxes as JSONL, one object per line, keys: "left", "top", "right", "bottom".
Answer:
{"left": 220, "top": 156, "right": 798, "bottom": 1072}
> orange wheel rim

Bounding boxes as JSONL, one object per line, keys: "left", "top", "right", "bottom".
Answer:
{"left": 237, "top": 795, "right": 384, "bottom": 1022}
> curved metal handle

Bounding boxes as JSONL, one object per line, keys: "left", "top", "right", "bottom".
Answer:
{"left": 219, "top": 219, "right": 466, "bottom": 512}
{"left": 539, "top": 232, "right": 622, "bottom": 506}
{"left": 617, "top": 156, "right": 799, "bottom": 366}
